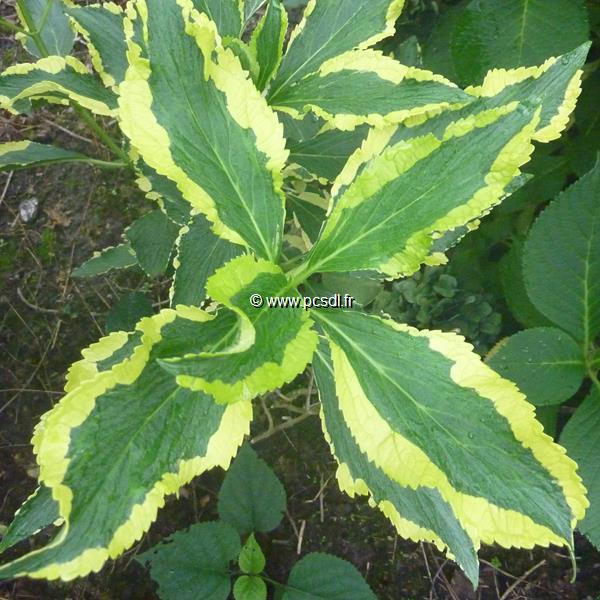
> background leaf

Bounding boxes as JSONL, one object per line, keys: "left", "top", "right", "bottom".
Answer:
{"left": 137, "top": 521, "right": 240, "bottom": 600}
{"left": 218, "top": 445, "right": 287, "bottom": 534}
{"left": 424, "top": 0, "right": 590, "bottom": 86}
{"left": 283, "top": 553, "right": 377, "bottom": 600}
{"left": 524, "top": 163, "right": 600, "bottom": 348}
{"left": 560, "top": 388, "right": 600, "bottom": 550}
{"left": 125, "top": 210, "right": 180, "bottom": 277}
{"left": 234, "top": 575, "right": 267, "bottom": 600}
{"left": 239, "top": 534, "right": 266, "bottom": 575}
{"left": 170, "top": 213, "right": 242, "bottom": 307}
{"left": 487, "top": 328, "right": 586, "bottom": 406}
{"left": 72, "top": 244, "right": 138, "bottom": 278}
{"left": 105, "top": 292, "right": 153, "bottom": 333}
{"left": 0, "top": 486, "right": 59, "bottom": 555}
{"left": 17, "top": 0, "right": 75, "bottom": 58}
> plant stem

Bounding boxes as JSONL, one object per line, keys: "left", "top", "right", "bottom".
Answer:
{"left": 0, "top": 16, "right": 26, "bottom": 34}
{"left": 285, "top": 262, "right": 314, "bottom": 291}
{"left": 73, "top": 105, "right": 130, "bottom": 163}
{"left": 15, "top": 0, "right": 130, "bottom": 165}
{"left": 16, "top": 0, "right": 50, "bottom": 55}
{"left": 86, "top": 158, "right": 128, "bottom": 169}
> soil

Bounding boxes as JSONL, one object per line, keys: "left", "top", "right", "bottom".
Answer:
{"left": 1, "top": 2, "right": 600, "bottom": 600}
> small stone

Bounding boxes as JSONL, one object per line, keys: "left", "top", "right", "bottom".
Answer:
{"left": 19, "top": 197, "right": 39, "bottom": 223}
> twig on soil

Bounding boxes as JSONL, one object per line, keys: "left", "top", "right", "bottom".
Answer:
{"left": 285, "top": 508, "right": 300, "bottom": 542}
{"left": 421, "top": 542, "right": 439, "bottom": 600}
{"left": 259, "top": 396, "right": 275, "bottom": 431}
{"left": 17, "top": 287, "right": 59, "bottom": 314}
{"left": 0, "top": 171, "right": 13, "bottom": 207}
{"left": 41, "top": 117, "right": 94, "bottom": 144}
{"left": 498, "top": 560, "right": 545, "bottom": 600}
{"left": 296, "top": 519, "right": 306, "bottom": 555}
{"left": 251, "top": 404, "right": 320, "bottom": 443}
{"left": 0, "top": 388, "right": 61, "bottom": 394}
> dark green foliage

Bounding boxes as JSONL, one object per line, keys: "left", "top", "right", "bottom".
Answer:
{"left": 283, "top": 553, "right": 377, "bottom": 600}
{"left": 218, "top": 445, "right": 287, "bottom": 535}
{"left": 105, "top": 291, "right": 154, "bottom": 333}
{"left": 137, "top": 521, "right": 241, "bottom": 600}
{"left": 371, "top": 265, "right": 502, "bottom": 354}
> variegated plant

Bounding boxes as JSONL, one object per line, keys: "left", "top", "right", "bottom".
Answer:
{"left": 0, "top": 0, "right": 593, "bottom": 588}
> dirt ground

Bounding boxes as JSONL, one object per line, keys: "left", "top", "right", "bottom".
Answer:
{"left": 1, "top": 3, "right": 600, "bottom": 600}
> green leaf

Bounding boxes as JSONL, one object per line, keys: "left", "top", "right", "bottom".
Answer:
{"left": 251, "top": 0, "right": 288, "bottom": 90}
{"left": 238, "top": 534, "right": 266, "bottom": 574}
{"left": 535, "top": 405, "right": 560, "bottom": 438}
{"left": 65, "top": 3, "right": 128, "bottom": 88}
{"left": 313, "top": 342, "right": 480, "bottom": 586}
{"left": 320, "top": 273, "right": 382, "bottom": 307}
{"left": 487, "top": 328, "right": 586, "bottom": 406}
{"left": 118, "top": 0, "right": 287, "bottom": 262}
{"left": 0, "top": 308, "right": 253, "bottom": 580}
{"left": 561, "top": 388, "right": 600, "bottom": 550}
{"left": 279, "top": 111, "right": 323, "bottom": 143}
{"left": 452, "top": 0, "right": 590, "bottom": 86}
{"left": 524, "top": 162, "right": 600, "bottom": 348}
{"left": 105, "top": 292, "right": 154, "bottom": 333}
{"left": 161, "top": 255, "right": 318, "bottom": 404}
{"left": 498, "top": 240, "right": 550, "bottom": 328}
{"left": 223, "top": 37, "right": 261, "bottom": 83}
{"left": 219, "top": 445, "right": 286, "bottom": 534}
{"left": 0, "top": 486, "right": 59, "bottom": 555}
{"left": 288, "top": 126, "right": 368, "bottom": 182}
{"left": 125, "top": 210, "right": 180, "bottom": 278}
{"left": 0, "top": 141, "right": 107, "bottom": 171}
{"left": 286, "top": 183, "right": 328, "bottom": 243}
{"left": 272, "top": 50, "right": 472, "bottom": 130}
{"left": 137, "top": 162, "right": 192, "bottom": 226}
{"left": 171, "top": 213, "right": 243, "bottom": 307}
{"left": 269, "top": 0, "right": 405, "bottom": 101}
{"left": 499, "top": 146, "right": 570, "bottom": 213}
{"left": 421, "top": 2, "right": 464, "bottom": 83}
{"left": 244, "top": 0, "right": 268, "bottom": 24}
{"left": 396, "top": 43, "right": 590, "bottom": 146}
{"left": 306, "top": 103, "right": 539, "bottom": 278}
{"left": 567, "top": 69, "right": 600, "bottom": 177}
{"left": 283, "top": 553, "right": 376, "bottom": 600}
{"left": 234, "top": 575, "right": 267, "bottom": 600}
{"left": 137, "top": 521, "right": 241, "bottom": 600}
{"left": 313, "top": 309, "right": 587, "bottom": 556}
{"left": 17, "top": 0, "right": 75, "bottom": 58}
{"left": 0, "top": 56, "right": 118, "bottom": 116}
{"left": 72, "top": 244, "right": 138, "bottom": 278}
{"left": 194, "top": 0, "right": 243, "bottom": 37}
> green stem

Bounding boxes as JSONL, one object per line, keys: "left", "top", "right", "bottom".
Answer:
{"left": 33, "top": 0, "right": 54, "bottom": 36}
{"left": 16, "top": 0, "right": 49, "bottom": 55}
{"left": 86, "top": 158, "right": 128, "bottom": 170}
{"left": 285, "top": 261, "right": 315, "bottom": 292}
{"left": 73, "top": 105, "right": 130, "bottom": 163}
{"left": 0, "top": 16, "right": 26, "bottom": 34}
{"left": 16, "top": 0, "right": 131, "bottom": 166}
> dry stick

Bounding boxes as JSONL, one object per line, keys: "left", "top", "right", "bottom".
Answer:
{"left": 296, "top": 520, "right": 306, "bottom": 555}
{"left": 17, "top": 287, "right": 60, "bottom": 314}
{"left": 251, "top": 405, "right": 320, "bottom": 443}
{"left": 0, "top": 336, "right": 51, "bottom": 417}
{"left": 420, "top": 543, "right": 437, "bottom": 600}
{"left": 498, "top": 560, "right": 546, "bottom": 600}
{"left": 426, "top": 544, "right": 460, "bottom": 600}
{"left": 0, "top": 171, "right": 14, "bottom": 207}
{"left": 41, "top": 118, "right": 94, "bottom": 144}
{"left": 259, "top": 395, "right": 275, "bottom": 431}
